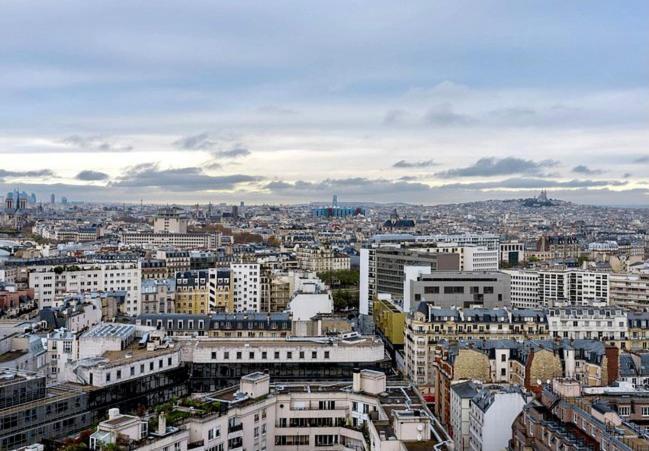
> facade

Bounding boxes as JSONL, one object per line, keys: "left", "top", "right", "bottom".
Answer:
{"left": 408, "top": 271, "right": 511, "bottom": 312}
{"left": 208, "top": 267, "right": 234, "bottom": 312}
{"left": 175, "top": 270, "right": 209, "bottom": 315}
{"left": 610, "top": 273, "right": 649, "bottom": 309}
{"left": 359, "top": 245, "right": 460, "bottom": 315}
{"left": 511, "top": 380, "right": 649, "bottom": 451}
{"left": 503, "top": 269, "right": 540, "bottom": 309}
{"left": 547, "top": 306, "right": 627, "bottom": 341}
{"left": 120, "top": 232, "right": 220, "bottom": 250}
{"left": 141, "top": 278, "right": 176, "bottom": 314}
{"left": 231, "top": 263, "right": 261, "bottom": 312}
{"left": 467, "top": 385, "right": 528, "bottom": 451}
{"left": 28, "top": 261, "right": 141, "bottom": 315}
{"left": 295, "top": 246, "right": 351, "bottom": 272}
{"left": 153, "top": 209, "right": 189, "bottom": 234}
{"left": 424, "top": 244, "right": 499, "bottom": 271}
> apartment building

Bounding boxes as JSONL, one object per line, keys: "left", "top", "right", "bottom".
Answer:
{"left": 502, "top": 269, "right": 540, "bottom": 309}
{"left": 295, "top": 246, "right": 351, "bottom": 272}
{"left": 141, "top": 278, "right": 176, "bottom": 314}
{"left": 120, "top": 232, "right": 220, "bottom": 250}
{"left": 610, "top": 273, "right": 649, "bottom": 308}
{"left": 231, "top": 263, "right": 261, "bottom": 312}
{"left": 547, "top": 306, "right": 627, "bottom": 341}
{"left": 208, "top": 267, "right": 233, "bottom": 312}
{"left": 175, "top": 270, "right": 209, "bottom": 314}
{"left": 29, "top": 261, "right": 141, "bottom": 314}
{"left": 89, "top": 370, "right": 449, "bottom": 451}
{"left": 511, "top": 380, "right": 649, "bottom": 451}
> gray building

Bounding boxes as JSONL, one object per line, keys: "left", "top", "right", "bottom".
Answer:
{"left": 409, "top": 271, "right": 511, "bottom": 311}
{"left": 360, "top": 245, "right": 460, "bottom": 315}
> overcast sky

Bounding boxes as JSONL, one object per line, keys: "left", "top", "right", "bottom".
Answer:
{"left": 1, "top": 0, "right": 648, "bottom": 205}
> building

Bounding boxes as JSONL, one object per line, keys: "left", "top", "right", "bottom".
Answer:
{"left": 153, "top": 208, "right": 189, "bottom": 234}
{"left": 467, "top": 385, "right": 529, "bottom": 451}
{"left": 502, "top": 269, "right": 540, "bottom": 309}
{"left": 231, "top": 263, "right": 261, "bottom": 312}
{"left": 511, "top": 379, "right": 649, "bottom": 451}
{"left": 500, "top": 241, "right": 525, "bottom": 266}
{"left": 28, "top": 261, "right": 141, "bottom": 315}
{"left": 610, "top": 273, "right": 649, "bottom": 309}
{"left": 373, "top": 295, "right": 406, "bottom": 357}
{"left": 547, "top": 306, "right": 627, "bottom": 341}
{"left": 155, "top": 250, "right": 191, "bottom": 277}
{"left": 423, "top": 244, "right": 499, "bottom": 271}
{"left": 141, "top": 278, "right": 176, "bottom": 314}
{"left": 120, "top": 232, "right": 220, "bottom": 250}
{"left": 506, "top": 269, "right": 610, "bottom": 308}
{"left": 208, "top": 267, "right": 234, "bottom": 312}
{"left": 295, "top": 246, "right": 351, "bottom": 272}
{"left": 93, "top": 370, "right": 449, "bottom": 451}
{"left": 359, "top": 245, "right": 460, "bottom": 316}
{"left": 408, "top": 271, "right": 511, "bottom": 312}
{"left": 175, "top": 270, "right": 209, "bottom": 315}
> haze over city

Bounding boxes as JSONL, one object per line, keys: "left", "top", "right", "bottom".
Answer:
{"left": 1, "top": 1, "right": 648, "bottom": 205}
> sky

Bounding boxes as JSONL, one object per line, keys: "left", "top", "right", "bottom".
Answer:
{"left": 1, "top": 0, "right": 648, "bottom": 206}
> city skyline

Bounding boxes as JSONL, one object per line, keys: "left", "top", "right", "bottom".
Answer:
{"left": 1, "top": 1, "right": 648, "bottom": 206}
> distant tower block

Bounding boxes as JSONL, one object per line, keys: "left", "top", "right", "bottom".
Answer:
{"left": 333, "top": 194, "right": 338, "bottom": 207}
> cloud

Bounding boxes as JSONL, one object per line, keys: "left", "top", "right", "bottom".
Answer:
{"left": 0, "top": 169, "right": 54, "bottom": 180}
{"left": 61, "top": 135, "right": 132, "bottom": 152}
{"left": 572, "top": 165, "right": 603, "bottom": 175}
{"left": 383, "top": 109, "right": 410, "bottom": 126}
{"left": 76, "top": 170, "right": 109, "bottom": 181}
{"left": 423, "top": 103, "right": 474, "bottom": 126}
{"left": 438, "top": 177, "right": 627, "bottom": 190}
{"left": 436, "top": 157, "right": 559, "bottom": 178}
{"left": 173, "top": 133, "right": 217, "bottom": 150}
{"left": 624, "top": 172, "right": 632, "bottom": 178}
{"left": 211, "top": 146, "right": 250, "bottom": 159}
{"left": 265, "top": 177, "right": 434, "bottom": 198}
{"left": 111, "top": 163, "right": 261, "bottom": 191}
{"left": 634, "top": 156, "right": 649, "bottom": 163}
{"left": 393, "top": 159, "right": 436, "bottom": 169}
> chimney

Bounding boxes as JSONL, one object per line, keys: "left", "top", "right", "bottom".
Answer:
{"left": 605, "top": 346, "right": 620, "bottom": 385}
{"left": 158, "top": 412, "right": 167, "bottom": 435}
{"left": 108, "top": 408, "right": 120, "bottom": 419}
{"left": 352, "top": 368, "right": 361, "bottom": 392}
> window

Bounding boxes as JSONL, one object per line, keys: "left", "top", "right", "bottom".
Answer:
{"left": 224, "top": 352, "right": 229, "bottom": 360}
{"left": 212, "top": 352, "right": 217, "bottom": 360}
{"left": 287, "top": 352, "right": 292, "bottom": 359}
{"left": 641, "top": 407, "right": 649, "bottom": 417}
{"left": 312, "top": 351, "right": 317, "bottom": 359}
{"left": 324, "top": 351, "right": 330, "bottom": 359}
{"left": 275, "top": 351, "right": 280, "bottom": 359}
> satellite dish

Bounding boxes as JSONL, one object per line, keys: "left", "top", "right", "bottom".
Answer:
{"left": 417, "top": 424, "right": 424, "bottom": 431}
{"left": 536, "top": 379, "right": 542, "bottom": 385}
{"left": 417, "top": 434, "right": 422, "bottom": 441}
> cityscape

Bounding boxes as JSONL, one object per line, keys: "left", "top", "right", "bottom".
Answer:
{"left": 1, "top": 2, "right": 649, "bottom": 451}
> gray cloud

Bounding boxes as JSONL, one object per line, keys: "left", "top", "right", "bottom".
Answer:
{"left": 383, "top": 109, "right": 410, "bottom": 126}
{"left": 266, "top": 177, "right": 434, "bottom": 197}
{"left": 393, "top": 159, "right": 437, "bottom": 169}
{"left": 572, "top": 165, "right": 603, "bottom": 175}
{"left": 423, "top": 103, "right": 474, "bottom": 126}
{"left": 438, "top": 177, "right": 627, "bottom": 190}
{"left": 212, "top": 146, "right": 250, "bottom": 159}
{"left": 61, "top": 135, "right": 132, "bottom": 152}
{"left": 0, "top": 169, "right": 54, "bottom": 180}
{"left": 173, "top": 133, "right": 217, "bottom": 150}
{"left": 634, "top": 156, "right": 649, "bottom": 163}
{"left": 112, "top": 163, "right": 261, "bottom": 191}
{"left": 76, "top": 170, "right": 109, "bottom": 181}
{"left": 436, "top": 157, "right": 559, "bottom": 178}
